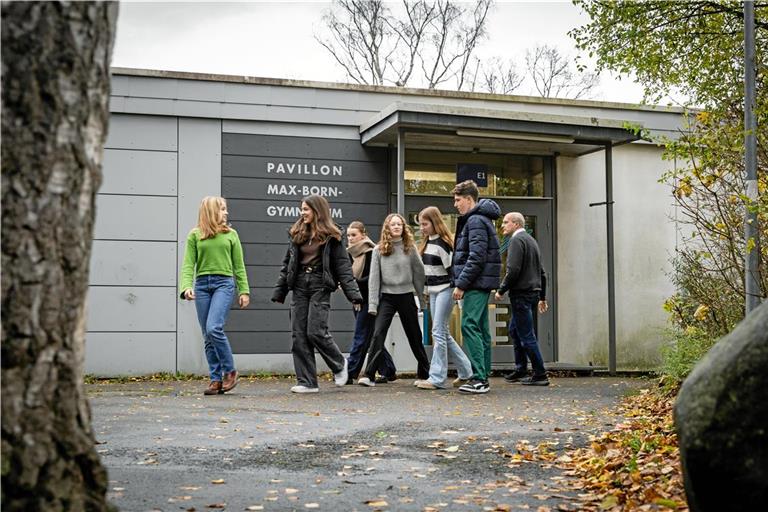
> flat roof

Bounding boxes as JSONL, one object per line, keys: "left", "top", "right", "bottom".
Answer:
{"left": 360, "top": 102, "right": 640, "bottom": 157}
{"left": 111, "top": 67, "right": 685, "bottom": 115}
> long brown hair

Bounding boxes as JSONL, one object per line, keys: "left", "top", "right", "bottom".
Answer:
{"left": 289, "top": 195, "right": 341, "bottom": 244}
{"left": 378, "top": 213, "right": 415, "bottom": 256}
{"left": 418, "top": 206, "right": 453, "bottom": 254}
{"left": 196, "top": 196, "right": 231, "bottom": 240}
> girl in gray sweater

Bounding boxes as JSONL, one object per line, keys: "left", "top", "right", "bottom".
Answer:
{"left": 358, "top": 214, "right": 430, "bottom": 386}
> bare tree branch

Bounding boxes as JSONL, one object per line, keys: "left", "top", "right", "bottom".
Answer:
{"left": 525, "top": 43, "right": 599, "bottom": 99}
{"left": 317, "top": 0, "right": 493, "bottom": 89}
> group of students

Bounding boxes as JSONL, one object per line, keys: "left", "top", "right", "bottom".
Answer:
{"left": 180, "top": 179, "right": 549, "bottom": 396}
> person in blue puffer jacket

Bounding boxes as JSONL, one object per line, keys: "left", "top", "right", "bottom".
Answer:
{"left": 450, "top": 180, "right": 502, "bottom": 394}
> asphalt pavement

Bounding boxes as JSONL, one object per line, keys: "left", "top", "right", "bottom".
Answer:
{"left": 89, "top": 376, "right": 646, "bottom": 512}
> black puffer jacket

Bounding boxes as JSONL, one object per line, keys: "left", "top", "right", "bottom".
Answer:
{"left": 451, "top": 198, "right": 502, "bottom": 291}
{"left": 272, "top": 237, "right": 362, "bottom": 304}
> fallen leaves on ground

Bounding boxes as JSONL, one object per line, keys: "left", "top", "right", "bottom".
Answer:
{"left": 556, "top": 385, "right": 688, "bottom": 511}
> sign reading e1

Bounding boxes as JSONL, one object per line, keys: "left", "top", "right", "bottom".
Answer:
{"left": 456, "top": 163, "right": 488, "bottom": 187}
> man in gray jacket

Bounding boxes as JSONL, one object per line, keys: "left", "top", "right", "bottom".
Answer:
{"left": 494, "top": 212, "right": 550, "bottom": 386}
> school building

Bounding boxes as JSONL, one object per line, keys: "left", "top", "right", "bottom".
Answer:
{"left": 85, "top": 68, "right": 684, "bottom": 376}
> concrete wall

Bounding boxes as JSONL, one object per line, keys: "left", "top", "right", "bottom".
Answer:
{"left": 86, "top": 114, "right": 179, "bottom": 375}
{"left": 556, "top": 143, "right": 677, "bottom": 369}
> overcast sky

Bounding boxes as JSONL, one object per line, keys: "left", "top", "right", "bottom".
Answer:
{"left": 113, "top": 0, "right": 648, "bottom": 104}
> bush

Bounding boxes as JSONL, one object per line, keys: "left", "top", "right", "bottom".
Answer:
{"left": 660, "top": 325, "right": 718, "bottom": 382}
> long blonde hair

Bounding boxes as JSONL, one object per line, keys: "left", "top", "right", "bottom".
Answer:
{"left": 418, "top": 206, "right": 453, "bottom": 255}
{"left": 196, "top": 196, "right": 231, "bottom": 240}
{"left": 378, "top": 213, "right": 415, "bottom": 256}
{"left": 289, "top": 194, "right": 342, "bottom": 244}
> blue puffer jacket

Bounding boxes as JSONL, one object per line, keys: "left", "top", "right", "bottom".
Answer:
{"left": 451, "top": 199, "right": 502, "bottom": 291}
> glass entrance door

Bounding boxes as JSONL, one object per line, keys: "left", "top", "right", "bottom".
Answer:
{"left": 404, "top": 195, "right": 555, "bottom": 364}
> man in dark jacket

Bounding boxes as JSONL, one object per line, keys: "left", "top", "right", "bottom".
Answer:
{"left": 495, "top": 212, "right": 550, "bottom": 386}
{"left": 451, "top": 180, "right": 502, "bottom": 394}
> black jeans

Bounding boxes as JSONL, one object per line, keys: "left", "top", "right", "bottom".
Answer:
{"left": 291, "top": 270, "right": 345, "bottom": 388}
{"left": 347, "top": 305, "right": 397, "bottom": 380}
{"left": 365, "top": 293, "right": 429, "bottom": 380}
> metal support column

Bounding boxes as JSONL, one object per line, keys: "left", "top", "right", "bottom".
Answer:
{"left": 606, "top": 143, "right": 617, "bottom": 375}
{"left": 588, "top": 143, "right": 617, "bottom": 374}
{"left": 397, "top": 128, "right": 405, "bottom": 215}
{"left": 744, "top": 1, "right": 762, "bottom": 313}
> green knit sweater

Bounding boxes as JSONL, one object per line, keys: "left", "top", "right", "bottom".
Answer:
{"left": 180, "top": 228, "right": 249, "bottom": 296}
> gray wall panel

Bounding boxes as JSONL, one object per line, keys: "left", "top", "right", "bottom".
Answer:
{"left": 177, "top": 118, "right": 222, "bottom": 374}
{"left": 90, "top": 241, "right": 176, "bottom": 286}
{"left": 223, "top": 134, "right": 387, "bottom": 162}
{"left": 222, "top": 155, "right": 386, "bottom": 183}
{"left": 229, "top": 331, "right": 356, "bottom": 354}
{"left": 94, "top": 195, "right": 177, "bottom": 241}
{"left": 236, "top": 288, "right": 353, "bottom": 310}
{"left": 85, "top": 333, "right": 176, "bottom": 376}
{"left": 245, "top": 265, "right": 282, "bottom": 287}
{"left": 223, "top": 177, "right": 387, "bottom": 203}
{"left": 87, "top": 286, "right": 176, "bottom": 332}
{"left": 222, "top": 120, "right": 359, "bottom": 140}
{"left": 228, "top": 199, "right": 388, "bottom": 224}
{"left": 242, "top": 243, "right": 289, "bottom": 266}
{"left": 105, "top": 114, "right": 178, "bottom": 151}
{"left": 256, "top": 105, "right": 369, "bottom": 126}
{"left": 230, "top": 332, "right": 291, "bottom": 354}
{"left": 102, "top": 149, "right": 177, "bottom": 196}
{"left": 228, "top": 309, "right": 356, "bottom": 332}
{"left": 232, "top": 222, "right": 291, "bottom": 244}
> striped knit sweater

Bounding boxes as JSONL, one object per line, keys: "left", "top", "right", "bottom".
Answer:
{"left": 422, "top": 235, "right": 453, "bottom": 294}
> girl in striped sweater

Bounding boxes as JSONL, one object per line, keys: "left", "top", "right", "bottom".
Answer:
{"left": 415, "top": 207, "right": 473, "bottom": 390}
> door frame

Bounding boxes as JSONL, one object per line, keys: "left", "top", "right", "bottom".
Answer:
{"left": 403, "top": 194, "right": 556, "bottom": 363}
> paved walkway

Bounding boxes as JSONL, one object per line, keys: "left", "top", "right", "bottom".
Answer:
{"left": 89, "top": 376, "right": 645, "bottom": 511}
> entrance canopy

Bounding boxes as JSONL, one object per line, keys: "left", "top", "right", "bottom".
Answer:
{"left": 360, "top": 102, "right": 642, "bottom": 156}
{"left": 360, "top": 101, "right": 635, "bottom": 374}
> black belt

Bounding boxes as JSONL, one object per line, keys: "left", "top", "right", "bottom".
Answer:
{"left": 300, "top": 264, "right": 322, "bottom": 273}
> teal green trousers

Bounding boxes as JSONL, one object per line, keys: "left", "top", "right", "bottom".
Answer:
{"left": 461, "top": 289, "right": 492, "bottom": 381}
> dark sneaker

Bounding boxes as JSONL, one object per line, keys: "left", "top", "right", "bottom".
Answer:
{"left": 520, "top": 375, "right": 550, "bottom": 386}
{"left": 458, "top": 379, "right": 490, "bottom": 394}
{"left": 374, "top": 376, "right": 390, "bottom": 384}
{"left": 504, "top": 370, "right": 529, "bottom": 383}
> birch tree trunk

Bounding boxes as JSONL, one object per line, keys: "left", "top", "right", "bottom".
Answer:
{"left": 1, "top": 2, "right": 118, "bottom": 510}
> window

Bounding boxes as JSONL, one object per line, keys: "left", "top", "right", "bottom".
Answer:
{"left": 404, "top": 150, "right": 546, "bottom": 197}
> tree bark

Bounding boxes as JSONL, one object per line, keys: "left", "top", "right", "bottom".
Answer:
{"left": 1, "top": 2, "right": 118, "bottom": 511}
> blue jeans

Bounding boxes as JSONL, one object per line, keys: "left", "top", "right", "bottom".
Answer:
{"left": 347, "top": 306, "right": 396, "bottom": 380}
{"left": 508, "top": 293, "right": 546, "bottom": 377}
{"left": 194, "top": 275, "right": 236, "bottom": 381}
{"left": 427, "top": 288, "right": 473, "bottom": 387}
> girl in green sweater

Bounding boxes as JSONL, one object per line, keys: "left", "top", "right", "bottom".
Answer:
{"left": 180, "top": 196, "right": 250, "bottom": 395}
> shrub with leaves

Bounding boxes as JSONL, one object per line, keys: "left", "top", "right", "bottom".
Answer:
{"left": 659, "top": 325, "right": 718, "bottom": 382}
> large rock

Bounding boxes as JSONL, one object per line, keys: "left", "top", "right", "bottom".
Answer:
{"left": 675, "top": 301, "right": 768, "bottom": 511}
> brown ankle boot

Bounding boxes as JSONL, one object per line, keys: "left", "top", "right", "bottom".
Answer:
{"left": 222, "top": 370, "right": 239, "bottom": 392}
{"left": 204, "top": 380, "right": 222, "bottom": 395}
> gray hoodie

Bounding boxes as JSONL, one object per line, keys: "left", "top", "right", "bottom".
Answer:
{"left": 368, "top": 239, "right": 425, "bottom": 314}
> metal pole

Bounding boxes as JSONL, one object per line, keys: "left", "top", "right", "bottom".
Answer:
{"left": 744, "top": 1, "right": 761, "bottom": 313}
{"left": 606, "top": 143, "right": 617, "bottom": 375}
{"left": 397, "top": 128, "right": 405, "bottom": 216}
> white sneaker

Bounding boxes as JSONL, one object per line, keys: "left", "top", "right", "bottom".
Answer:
{"left": 357, "top": 377, "right": 375, "bottom": 387}
{"left": 291, "top": 385, "right": 319, "bottom": 394}
{"left": 334, "top": 358, "right": 349, "bottom": 387}
{"left": 413, "top": 379, "right": 426, "bottom": 387}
